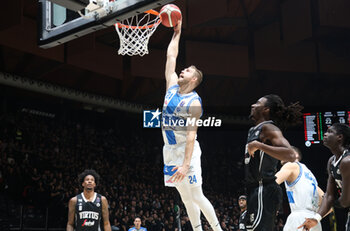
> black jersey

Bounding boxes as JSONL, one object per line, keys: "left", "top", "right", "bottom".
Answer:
{"left": 244, "top": 120, "right": 279, "bottom": 187}
{"left": 238, "top": 210, "right": 247, "bottom": 231}
{"left": 75, "top": 193, "right": 102, "bottom": 231}
{"left": 330, "top": 149, "right": 350, "bottom": 196}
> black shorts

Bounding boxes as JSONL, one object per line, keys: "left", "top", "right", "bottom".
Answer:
{"left": 245, "top": 181, "right": 282, "bottom": 231}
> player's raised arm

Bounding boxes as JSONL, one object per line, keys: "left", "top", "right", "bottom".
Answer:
{"left": 165, "top": 20, "right": 182, "bottom": 90}
{"left": 66, "top": 197, "right": 77, "bottom": 231}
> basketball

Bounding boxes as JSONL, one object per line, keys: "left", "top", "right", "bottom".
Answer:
{"left": 159, "top": 4, "right": 182, "bottom": 28}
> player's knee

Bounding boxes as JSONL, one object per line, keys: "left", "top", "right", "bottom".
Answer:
{"left": 192, "top": 194, "right": 207, "bottom": 205}
{"left": 178, "top": 193, "right": 193, "bottom": 205}
{"left": 181, "top": 195, "right": 192, "bottom": 204}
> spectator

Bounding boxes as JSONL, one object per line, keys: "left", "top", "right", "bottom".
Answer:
{"left": 129, "top": 217, "right": 147, "bottom": 231}
{"left": 0, "top": 111, "right": 276, "bottom": 230}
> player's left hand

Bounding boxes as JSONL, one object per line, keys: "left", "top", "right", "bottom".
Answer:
{"left": 170, "top": 165, "right": 189, "bottom": 183}
{"left": 247, "top": 140, "right": 261, "bottom": 157}
{"left": 297, "top": 218, "right": 318, "bottom": 231}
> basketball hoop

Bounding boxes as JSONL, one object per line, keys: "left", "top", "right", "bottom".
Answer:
{"left": 115, "top": 10, "right": 161, "bottom": 56}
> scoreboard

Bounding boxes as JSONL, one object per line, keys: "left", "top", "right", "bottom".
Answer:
{"left": 303, "top": 111, "right": 350, "bottom": 147}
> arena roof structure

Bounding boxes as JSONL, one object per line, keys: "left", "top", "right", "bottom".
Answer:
{"left": 0, "top": 0, "right": 349, "bottom": 113}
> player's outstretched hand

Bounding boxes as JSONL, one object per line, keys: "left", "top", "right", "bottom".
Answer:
{"left": 297, "top": 218, "right": 318, "bottom": 231}
{"left": 170, "top": 165, "right": 189, "bottom": 183}
{"left": 174, "top": 20, "right": 182, "bottom": 33}
{"left": 247, "top": 140, "right": 261, "bottom": 157}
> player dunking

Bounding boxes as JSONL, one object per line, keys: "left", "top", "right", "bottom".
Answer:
{"left": 299, "top": 123, "right": 350, "bottom": 231}
{"left": 162, "top": 19, "right": 222, "bottom": 231}
{"left": 275, "top": 147, "right": 326, "bottom": 231}
{"left": 244, "top": 94, "right": 303, "bottom": 231}
{"left": 67, "top": 169, "right": 111, "bottom": 231}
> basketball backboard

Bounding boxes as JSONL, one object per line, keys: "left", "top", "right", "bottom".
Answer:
{"left": 38, "top": 0, "right": 173, "bottom": 48}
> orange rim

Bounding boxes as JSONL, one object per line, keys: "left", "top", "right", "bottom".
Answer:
{"left": 115, "top": 10, "right": 160, "bottom": 29}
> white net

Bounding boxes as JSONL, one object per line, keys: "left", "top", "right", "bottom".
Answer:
{"left": 115, "top": 11, "right": 161, "bottom": 56}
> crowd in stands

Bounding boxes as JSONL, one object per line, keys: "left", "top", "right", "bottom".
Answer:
{"left": 0, "top": 110, "right": 285, "bottom": 231}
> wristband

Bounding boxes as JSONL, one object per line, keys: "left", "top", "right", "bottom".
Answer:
{"left": 313, "top": 213, "right": 322, "bottom": 223}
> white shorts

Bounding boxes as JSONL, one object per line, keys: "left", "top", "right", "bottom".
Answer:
{"left": 163, "top": 140, "right": 202, "bottom": 188}
{"left": 283, "top": 211, "right": 322, "bottom": 231}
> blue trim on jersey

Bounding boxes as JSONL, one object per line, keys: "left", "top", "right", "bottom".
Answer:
{"left": 163, "top": 165, "right": 177, "bottom": 176}
{"left": 286, "top": 191, "right": 295, "bottom": 203}
{"left": 198, "top": 96, "right": 203, "bottom": 117}
{"left": 165, "top": 92, "right": 181, "bottom": 115}
{"left": 286, "top": 162, "right": 303, "bottom": 187}
{"left": 303, "top": 169, "right": 318, "bottom": 196}
{"left": 165, "top": 130, "right": 176, "bottom": 145}
{"left": 164, "top": 91, "right": 182, "bottom": 145}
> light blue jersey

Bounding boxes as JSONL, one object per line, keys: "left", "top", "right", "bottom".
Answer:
{"left": 283, "top": 162, "right": 322, "bottom": 231}
{"left": 128, "top": 227, "right": 147, "bottom": 231}
{"left": 162, "top": 84, "right": 202, "bottom": 146}
{"left": 284, "top": 162, "right": 319, "bottom": 212}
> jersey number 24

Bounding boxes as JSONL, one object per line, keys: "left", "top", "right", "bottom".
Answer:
{"left": 189, "top": 175, "right": 197, "bottom": 184}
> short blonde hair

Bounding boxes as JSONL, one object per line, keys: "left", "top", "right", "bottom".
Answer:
{"left": 190, "top": 65, "right": 203, "bottom": 86}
